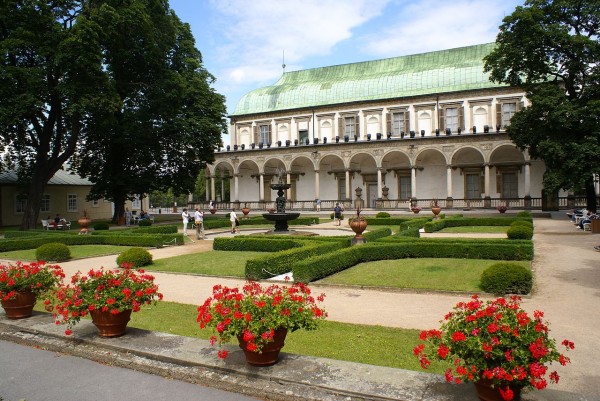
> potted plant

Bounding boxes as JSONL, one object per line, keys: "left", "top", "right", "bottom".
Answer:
{"left": 241, "top": 203, "right": 251, "bottom": 218}
{"left": 497, "top": 204, "right": 508, "bottom": 213}
{"left": 409, "top": 198, "right": 421, "bottom": 214}
{"left": 197, "top": 279, "right": 327, "bottom": 366}
{"left": 0, "top": 261, "right": 64, "bottom": 319}
{"left": 414, "top": 295, "right": 574, "bottom": 401}
{"left": 431, "top": 199, "right": 442, "bottom": 217}
{"left": 49, "top": 263, "right": 163, "bottom": 337}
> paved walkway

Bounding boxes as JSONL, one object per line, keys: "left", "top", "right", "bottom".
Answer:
{"left": 2, "top": 214, "right": 599, "bottom": 398}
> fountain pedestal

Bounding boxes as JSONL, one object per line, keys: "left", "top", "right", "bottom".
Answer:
{"left": 263, "top": 175, "right": 300, "bottom": 233}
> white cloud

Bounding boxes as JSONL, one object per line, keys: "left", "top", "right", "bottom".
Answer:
{"left": 360, "top": 0, "right": 516, "bottom": 56}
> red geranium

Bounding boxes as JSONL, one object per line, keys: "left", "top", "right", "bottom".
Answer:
{"left": 413, "top": 295, "right": 573, "bottom": 400}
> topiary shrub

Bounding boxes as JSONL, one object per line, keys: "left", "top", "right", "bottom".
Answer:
{"left": 510, "top": 220, "right": 533, "bottom": 229}
{"left": 507, "top": 225, "right": 533, "bottom": 240}
{"left": 138, "top": 219, "right": 152, "bottom": 227}
{"left": 116, "top": 247, "right": 153, "bottom": 267}
{"left": 375, "top": 212, "right": 391, "bottom": 218}
{"left": 93, "top": 222, "right": 110, "bottom": 231}
{"left": 36, "top": 242, "right": 71, "bottom": 262}
{"left": 480, "top": 262, "right": 532, "bottom": 295}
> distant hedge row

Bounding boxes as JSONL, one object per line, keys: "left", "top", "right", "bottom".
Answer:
{"left": 423, "top": 216, "right": 533, "bottom": 233}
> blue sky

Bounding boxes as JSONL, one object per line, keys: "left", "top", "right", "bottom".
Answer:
{"left": 168, "top": 0, "right": 525, "bottom": 141}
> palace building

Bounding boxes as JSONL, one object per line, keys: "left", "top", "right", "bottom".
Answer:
{"left": 206, "top": 43, "right": 552, "bottom": 211}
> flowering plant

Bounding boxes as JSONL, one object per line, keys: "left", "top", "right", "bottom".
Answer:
{"left": 197, "top": 280, "right": 327, "bottom": 359}
{"left": 49, "top": 263, "right": 163, "bottom": 335}
{"left": 0, "top": 261, "right": 64, "bottom": 301}
{"left": 414, "top": 295, "right": 574, "bottom": 401}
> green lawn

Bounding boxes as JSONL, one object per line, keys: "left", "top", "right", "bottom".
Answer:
{"left": 0, "top": 245, "right": 134, "bottom": 262}
{"left": 34, "top": 300, "right": 448, "bottom": 374}
{"left": 438, "top": 226, "right": 508, "bottom": 233}
{"left": 149, "top": 251, "right": 264, "bottom": 277}
{"left": 318, "top": 258, "right": 531, "bottom": 292}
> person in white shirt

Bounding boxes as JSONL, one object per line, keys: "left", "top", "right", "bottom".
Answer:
{"left": 229, "top": 208, "right": 238, "bottom": 234}
{"left": 194, "top": 208, "right": 205, "bottom": 239}
{"left": 181, "top": 208, "right": 190, "bottom": 235}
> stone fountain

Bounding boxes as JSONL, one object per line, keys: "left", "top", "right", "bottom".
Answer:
{"left": 262, "top": 169, "right": 300, "bottom": 233}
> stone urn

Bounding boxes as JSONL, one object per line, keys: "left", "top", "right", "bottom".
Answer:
{"left": 349, "top": 207, "right": 368, "bottom": 245}
{"left": 241, "top": 204, "right": 251, "bottom": 219}
{"left": 78, "top": 209, "right": 92, "bottom": 234}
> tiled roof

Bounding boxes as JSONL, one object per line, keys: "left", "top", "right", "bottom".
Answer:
{"left": 232, "top": 43, "right": 504, "bottom": 116}
{"left": 0, "top": 169, "right": 92, "bottom": 185}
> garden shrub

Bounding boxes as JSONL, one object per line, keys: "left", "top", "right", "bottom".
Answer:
{"left": 93, "top": 222, "right": 110, "bottom": 231}
{"left": 480, "top": 262, "right": 532, "bottom": 295}
{"left": 516, "top": 211, "right": 532, "bottom": 218}
{"left": 35, "top": 242, "right": 71, "bottom": 262}
{"left": 116, "top": 247, "right": 153, "bottom": 267}
{"left": 507, "top": 225, "right": 533, "bottom": 240}
{"left": 329, "top": 212, "right": 344, "bottom": 220}
{"left": 510, "top": 220, "right": 534, "bottom": 229}
{"left": 138, "top": 219, "right": 152, "bottom": 227}
{"left": 375, "top": 212, "right": 391, "bottom": 218}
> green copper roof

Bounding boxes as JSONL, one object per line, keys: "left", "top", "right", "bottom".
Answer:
{"left": 232, "top": 43, "right": 505, "bottom": 116}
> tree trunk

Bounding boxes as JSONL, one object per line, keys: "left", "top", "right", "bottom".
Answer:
{"left": 112, "top": 194, "right": 126, "bottom": 224}
{"left": 585, "top": 178, "right": 597, "bottom": 213}
{"left": 20, "top": 179, "right": 46, "bottom": 230}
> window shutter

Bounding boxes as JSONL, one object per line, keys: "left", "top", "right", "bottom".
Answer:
{"left": 496, "top": 103, "right": 502, "bottom": 127}
{"left": 355, "top": 115, "right": 360, "bottom": 136}
{"left": 338, "top": 117, "right": 343, "bottom": 136}
{"left": 404, "top": 111, "right": 410, "bottom": 133}
{"left": 386, "top": 112, "right": 391, "bottom": 133}
{"left": 438, "top": 107, "right": 445, "bottom": 130}
{"left": 458, "top": 106, "right": 464, "bottom": 131}
{"left": 253, "top": 125, "right": 258, "bottom": 143}
{"left": 267, "top": 125, "right": 272, "bottom": 143}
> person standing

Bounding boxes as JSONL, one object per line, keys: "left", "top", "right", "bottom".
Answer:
{"left": 315, "top": 198, "right": 321, "bottom": 212}
{"left": 125, "top": 208, "right": 132, "bottom": 227}
{"left": 229, "top": 208, "right": 238, "bottom": 234}
{"left": 194, "top": 208, "right": 206, "bottom": 239}
{"left": 181, "top": 208, "right": 190, "bottom": 235}
{"left": 333, "top": 203, "right": 342, "bottom": 226}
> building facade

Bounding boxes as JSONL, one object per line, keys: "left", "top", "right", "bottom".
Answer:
{"left": 206, "top": 43, "right": 567, "bottom": 211}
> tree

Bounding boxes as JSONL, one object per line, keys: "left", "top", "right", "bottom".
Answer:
{"left": 74, "top": 1, "right": 226, "bottom": 223}
{"left": 484, "top": 0, "right": 600, "bottom": 211}
{"left": 0, "top": 1, "right": 113, "bottom": 229}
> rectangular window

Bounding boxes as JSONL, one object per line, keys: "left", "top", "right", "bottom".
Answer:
{"left": 298, "top": 129, "right": 309, "bottom": 143}
{"left": 338, "top": 177, "right": 346, "bottom": 200}
{"left": 40, "top": 194, "right": 50, "bottom": 213}
{"left": 15, "top": 197, "right": 26, "bottom": 213}
{"left": 501, "top": 103, "right": 517, "bottom": 128}
{"left": 344, "top": 117, "right": 355, "bottom": 137}
{"left": 259, "top": 124, "right": 271, "bottom": 144}
{"left": 132, "top": 196, "right": 141, "bottom": 209}
{"left": 392, "top": 112, "right": 405, "bottom": 136}
{"left": 501, "top": 172, "right": 518, "bottom": 198}
{"left": 399, "top": 175, "right": 411, "bottom": 199}
{"left": 67, "top": 194, "right": 77, "bottom": 212}
{"left": 465, "top": 173, "right": 481, "bottom": 199}
{"left": 445, "top": 107, "right": 459, "bottom": 132}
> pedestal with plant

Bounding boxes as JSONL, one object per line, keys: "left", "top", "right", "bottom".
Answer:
{"left": 50, "top": 263, "right": 162, "bottom": 337}
{"left": 0, "top": 261, "right": 64, "bottom": 319}
{"left": 414, "top": 295, "right": 574, "bottom": 401}
{"left": 197, "top": 280, "right": 327, "bottom": 366}
{"left": 349, "top": 206, "right": 368, "bottom": 245}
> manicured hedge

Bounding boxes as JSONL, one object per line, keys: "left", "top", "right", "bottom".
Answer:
{"left": 213, "top": 237, "right": 303, "bottom": 252}
{"left": 293, "top": 241, "right": 534, "bottom": 283}
{"left": 423, "top": 217, "right": 533, "bottom": 233}
{"left": 245, "top": 240, "right": 346, "bottom": 280}
{"left": 480, "top": 262, "right": 532, "bottom": 295}
{"left": 0, "top": 233, "right": 183, "bottom": 251}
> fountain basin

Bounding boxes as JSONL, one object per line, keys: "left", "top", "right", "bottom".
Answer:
{"left": 262, "top": 212, "right": 300, "bottom": 232}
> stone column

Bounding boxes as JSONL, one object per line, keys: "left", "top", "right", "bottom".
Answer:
{"left": 289, "top": 117, "right": 296, "bottom": 142}
{"left": 345, "top": 169, "right": 351, "bottom": 202}
{"left": 334, "top": 112, "right": 340, "bottom": 140}
{"left": 358, "top": 110, "right": 365, "bottom": 140}
{"left": 259, "top": 174, "right": 264, "bottom": 202}
{"left": 210, "top": 175, "right": 216, "bottom": 202}
{"left": 314, "top": 170, "right": 320, "bottom": 199}
{"left": 205, "top": 177, "right": 210, "bottom": 201}
{"left": 377, "top": 167, "right": 383, "bottom": 198}
{"left": 524, "top": 162, "right": 531, "bottom": 197}
{"left": 234, "top": 174, "right": 239, "bottom": 202}
{"left": 270, "top": 119, "right": 277, "bottom": 145}
{"left": 446, "top": 165, "right": 453, "bottom": 198}
{"left": 286, "top": 172, "right": 291, "bottom": 200}
{"left": 411, "top": 167, "right": 417, "bottom": 198}
{"left": 484, "top": 164, "right": 491, "bottom": 197}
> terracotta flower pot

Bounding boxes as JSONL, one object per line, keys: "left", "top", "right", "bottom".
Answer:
{"left": 474, "top": 379, "right": 521, "bottom": 401}
{"left": 1, "top": 291, "right": 36, "bottom": 319}
{"left": 90, "top": 309, "right": 132, "bottom": 337}
{"left": 411, "top": 208, "right": 421, "bottom": 214}
{"left": 237, "top": 328, "right": 287, "bottom": 366}
{"left": 242, "top": 207, "right": 250, "bottom": 218}
{"left": 350, "top": 218, "right": 368, "bottom": 238}
{"left": 431, "top": 207, "right": 442, "bottom": 216}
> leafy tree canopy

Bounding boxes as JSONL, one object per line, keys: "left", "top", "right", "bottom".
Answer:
{"left": 484, "top": 0, "right": 600, "bottom": 210}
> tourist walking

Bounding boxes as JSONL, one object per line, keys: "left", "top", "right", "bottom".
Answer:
{"left": 333, "top": 203, "right": 343, "bottom": 226}
{"left": 181, "top": 208, "right": 190, "bottom": 235}
{"left": 125, "top": 208, "right": 132, "bottom": 227}
{"left": 194, "top": 208, "right": 206, "bottom": 239}
{"left": 229, "top": 208, "right": 238, "bottom": 234}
